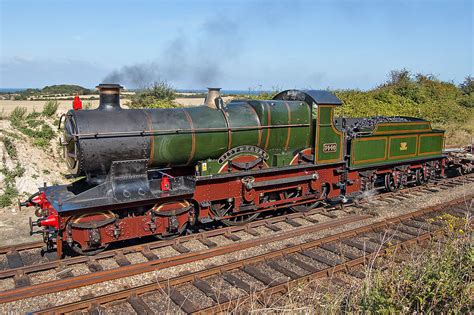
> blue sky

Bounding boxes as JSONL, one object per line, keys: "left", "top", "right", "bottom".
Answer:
{"left": 0, "top": 0, "right": 472, "bottom": 89}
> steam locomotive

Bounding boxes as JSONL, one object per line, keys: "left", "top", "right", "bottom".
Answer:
{"left": 23, "top": 84, "right": 448, "bottom": 257}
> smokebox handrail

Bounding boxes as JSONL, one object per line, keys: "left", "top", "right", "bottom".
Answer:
{"left": 72, "top": 123, "right": 310, "bottom": 140}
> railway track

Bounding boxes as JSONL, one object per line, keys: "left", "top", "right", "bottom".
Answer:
{"left": 0, "top": 173, "right": 472, "bottom": 312}
{"left": 1, "top": 172, "right": 472, "bottom": 269}
{"left": 34, "top": 195, "right": 472, "bottom": 314}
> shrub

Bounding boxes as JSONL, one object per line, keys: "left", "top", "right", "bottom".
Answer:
{"left": 129, "top": 81, "right": 178, "bottom": 108}
{"left": 9, "top": 106, "right": 56, "bottom": 147}
{"left": 2, "top": 137, "right": 17, "bottom": 159}
{"left": 0, "top": 163, "right": 25, "bottom": 207}
{"left": 42, "top": 100, "right": 59, "bottom": 117}
{"left": 9, "top": 106, "right": 27, "bottom": 125}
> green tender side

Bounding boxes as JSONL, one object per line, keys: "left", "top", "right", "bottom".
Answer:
{"left": 350, "top": 122, "right": 444, "bottom": 169}
{"left": 315, "top": 106, "right": 343, "bottom": 164}
{"left": 373, "top": 122, "right": 431, "bottom": 134}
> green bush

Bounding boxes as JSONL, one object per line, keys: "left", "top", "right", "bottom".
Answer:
{"left": 2, "top": 137, "right": 17, "bottom": 159}
{"left": 42, "top": 100, "right": 59, "bottom": 117}
{"left": 129, "top": 81, "right": 178, "bottom": 108}
{"left": 0, "top": 164, "right": 25, "bottom": 207}
{"left": 9, "top": 106, "right": 27, "bottom": 125}
{"left": 335, "top": 70, "right": 474, "bottom": 129}
{"left": 9, "top": 106, "right": 56, "bottom": 147}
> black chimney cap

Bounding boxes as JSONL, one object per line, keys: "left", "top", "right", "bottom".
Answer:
{"left": 96, "top": 83, "right": 123, "bottom": 90}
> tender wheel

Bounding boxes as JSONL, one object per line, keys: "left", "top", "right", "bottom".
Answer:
{"left": 384, "top": 173, "right": 399, "bottom": 192}
{"left": 415, "top": 169, "right": 426, "bottom": 185}
{"left": 212, "top": 202, "right": 259, "bottom": 226}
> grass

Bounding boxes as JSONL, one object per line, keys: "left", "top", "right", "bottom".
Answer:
{"left": 0, "top": 164, "right": 25, "bottom": 207}
{"left": 2, "top": 136, "right": 17, "bottom": 159}
{"left": 8, "top": 106, "right": 57, "bottom": 147}
{"left": 213, "top": 203, "right": 473, "bottom": 313}
{"left": 42, "top": 100, "right": 59, "bottom": 117}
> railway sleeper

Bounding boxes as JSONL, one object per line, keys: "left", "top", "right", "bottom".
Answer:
{"left": 193, "top": 278, "right": 230, "bottom": 304}
{"left": 242, "top": 265, "right": 285, "bottom": 287}
{"left": 222, "top": 272, "right": 252, "bottom": 294}
{"left": 127, "top": 293, "right": 154, "bottom": 315}
{"left": 266, "top": 260, "right": 301, "bottom": 280}
{"left": 13, "top": 271, "right": 31, "bottom": 288}
{"left": 6, "top": 250, "right": 24, "bottom": 269}
{"left": 300, "top": 249, "right": 344, "bottom": 267}
{"left": 164, "top": 286, "right": 200, "bottom": 314}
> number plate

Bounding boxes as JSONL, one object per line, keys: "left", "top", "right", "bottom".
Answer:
{"left": 323, "top": 143, "right": 337, "bottom": 153}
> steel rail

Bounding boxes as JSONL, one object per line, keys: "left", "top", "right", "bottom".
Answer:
{"left": 34, "top": 195, "right": 471, "bottom": 314}
{"left": 0, "top": 204, "right": 347, "bottom": 278}
{"left": 0, "top": 215, "right": 370, "bottom": 304}
{"left": 1, "top": 173, "right": 471, "bottom": 275}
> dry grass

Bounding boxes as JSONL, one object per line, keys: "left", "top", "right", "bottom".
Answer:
{"left": 197, "top": 198, "right": 474, "bottom": 313}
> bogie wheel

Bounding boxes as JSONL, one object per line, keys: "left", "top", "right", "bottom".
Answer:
{"left": 212, "top": 202, "right": 259, "bottom": 226}
{"left": 69, "top": 211, "right": 115, "bottom": 256}
{"left": 154, "top": 222, "right": 188, "bottom": 240}
{"left": 384, "top": 173, "right": 399, "bottom": 192}
{"left": 71, "top": 243, "right": 109, "bottom": 256}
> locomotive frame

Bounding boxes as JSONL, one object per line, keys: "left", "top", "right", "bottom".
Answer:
{"left": 24, "top": 85, "right": 446, "bottom": 257}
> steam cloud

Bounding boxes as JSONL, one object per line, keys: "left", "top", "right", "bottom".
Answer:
{"left": 102, "top": 17, "right": 242, "bottom": 89}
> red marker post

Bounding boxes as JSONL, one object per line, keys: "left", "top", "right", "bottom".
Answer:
{"left": 73, "top": 93, "right": 82, "bottom": 110}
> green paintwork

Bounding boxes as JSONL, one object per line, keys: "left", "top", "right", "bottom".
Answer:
{"left": 315, "top": 106, "right": 343, "bottom": 163}
{"left": 388, "top": 136, "right": 417, "bottom": 158}
{"left": 149, "top": 100, "right": 311, "bottom": 171}
{"left": 351, "top": 137, "right": 387, "bottom": 165}
{"left": 419, "top": 134, "right": 444, "bottom": 156}
{"left": 373, "top": 122, "right": 431, "bottom": 134}
{"left": 350, "top": 119, "right": 444, "bottom": 168}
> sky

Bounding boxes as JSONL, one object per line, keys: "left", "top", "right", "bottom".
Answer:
{"left": 0, "top": 0, "right": 472, "bottom": 90}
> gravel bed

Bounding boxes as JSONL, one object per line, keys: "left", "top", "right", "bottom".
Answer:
{"left": 208, "top": 234, "right": 234, "bottom": 246}
{"left": 273, "top": 221, "right": 294, "bottom": 231}
{"left": 206, "top": 275, "right": 245, "bottom": 299}
{"left": 181, "top": 239, "right": 208, "bottom": 252}
{"left": 291, "top": 253, "right": 328, "bottom": 271}
{"left": 29, "top": 269, "right": 56, "bottom": 285}
{"left": 99, "top": 258, "right": 120, "bottom": 270}
{"left": 125, "top": 252, "right": 148, "bottom": 264}
{"left": 0, "top": 278, "right": 14, "bottom": 291}
{"left": 151, "top": 245, "right": 181, "bottom": 259}
{"left": 142, "top": 291, "right": 184, "bottom": 314}
{"left": 176, "top": 283, "right": 214, "bottom": 308}
{"left": 310, "top": 247, "right": 346, "bottom": 264}
{"left": 254, "top": 261, "right": 290, "bottom": 284}
{"left": 0, "top": 255, "right": 8, "bottom": 270}
{"left": 231, "top": 230, "right": 255, "bottom": 241}
{"left": 72, "top": 263, "right": 91, "bottom": 276}
{"left": 102, "top": 301, "right": 136, "bottom": 314}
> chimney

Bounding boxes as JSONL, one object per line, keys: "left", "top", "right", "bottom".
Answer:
{"left": 204, "top": 87, "right": 223, "bottom": 109}
{"left": 97, "top": 83, "right": 122, "bottom": 111}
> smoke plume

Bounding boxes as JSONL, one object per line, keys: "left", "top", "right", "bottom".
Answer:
{"left": 102, "top": 17, "right": 242, "bottom": 89}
